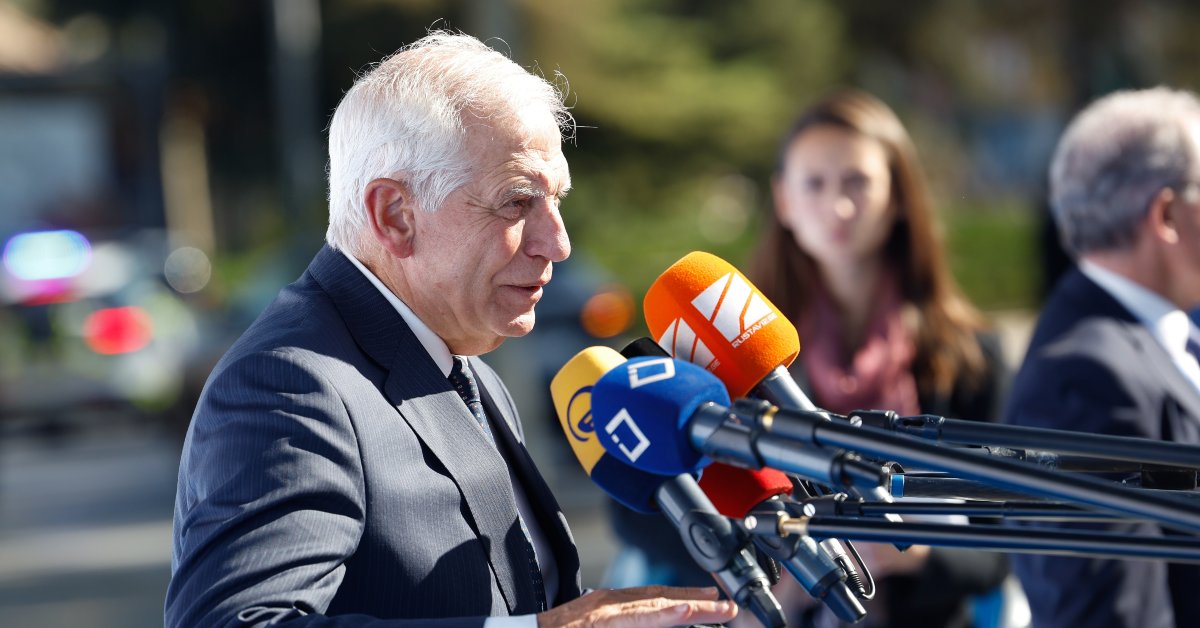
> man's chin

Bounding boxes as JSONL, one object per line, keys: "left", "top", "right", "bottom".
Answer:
{"left": 499, "top": 312, "right": 537, "bottom": 338}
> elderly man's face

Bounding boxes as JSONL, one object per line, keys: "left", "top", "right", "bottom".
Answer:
{"left": 408, "top": 112, "right": 571, "bottom": 354}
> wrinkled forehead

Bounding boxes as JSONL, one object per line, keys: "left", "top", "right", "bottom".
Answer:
{"left": 462, "top": 110, "right": 570, "bottom": 187}
{"left": 464, "top": 101, "right": 564, "bottom": 144}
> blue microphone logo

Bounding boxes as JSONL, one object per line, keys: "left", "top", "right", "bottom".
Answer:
{"left": 604, "top": 408, "right": 651, "bottom": 463}
{"left": 566, "top": 386, "right": 595, "bottom": 442}
{"left": 628, "top": 357, "right": 676, "bottom": 388}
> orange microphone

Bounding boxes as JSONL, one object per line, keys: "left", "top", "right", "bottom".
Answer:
{"left": 643, "top": 251, "right": 819, "bottom": 411}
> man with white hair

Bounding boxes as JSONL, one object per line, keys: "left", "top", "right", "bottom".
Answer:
{"left": 1005, "top": 87, "right": 1200, "bottom": 627}
{"left": 166, "top": 32, "right": 738, "bottom": 628}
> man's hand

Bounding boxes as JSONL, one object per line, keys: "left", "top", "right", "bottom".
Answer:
{"left": 537, "top": 585, "right": 738, "bottom": 627}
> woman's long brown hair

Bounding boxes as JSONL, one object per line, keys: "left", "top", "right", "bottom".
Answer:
{"left": 747, "top": 88, "right": 987, "bottom": 397}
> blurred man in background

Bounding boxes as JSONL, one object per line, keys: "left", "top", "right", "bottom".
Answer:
{"left": 1005, "top": 87, "right": 1200, "bottom": 628}
{"left": 166, "top": 32, "right": 736, "bottom": 628}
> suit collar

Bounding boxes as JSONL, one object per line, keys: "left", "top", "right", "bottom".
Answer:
{"left": 340, "top": 249, "right": 455, "bottom": 377}
{"left": 1059, "top": 269, "right": 1139, "bottom": 324}
{"left": 308, "top": 245, "right": 438, "bottom": 379}
{"left": 1068, "top": 269, "right": 1200, "bottom": 426}
{"left": 1081, "top": 261, "right": 1198, "bottom": 364}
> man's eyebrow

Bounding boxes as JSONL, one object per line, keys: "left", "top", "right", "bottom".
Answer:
{"left": 506, "top": 180, "right": 571, "bottom": 199}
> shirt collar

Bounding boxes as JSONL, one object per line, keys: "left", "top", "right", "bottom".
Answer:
{"left": 1080, "top": 260, "right": 1194, "bottom": 356}
{"left": 342, "top": 250, "right": 455, "bottom": 378}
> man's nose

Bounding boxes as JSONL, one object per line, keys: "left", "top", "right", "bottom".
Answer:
{"left": 525, "top": 200, "right": 571, "bottom": 262}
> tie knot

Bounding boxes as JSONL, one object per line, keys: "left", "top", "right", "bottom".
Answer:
{"left": 449, "top": 356, "right": 482, "bottom": 406}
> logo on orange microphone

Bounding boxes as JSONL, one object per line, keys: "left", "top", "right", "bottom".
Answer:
{"left": 657, "top": 318, "right": 719, "bottom": 370}
{"left": 691, "top": 272, "right": 776, "bottom": 348}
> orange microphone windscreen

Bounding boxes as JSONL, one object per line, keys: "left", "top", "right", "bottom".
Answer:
{"left": 698, "top": 463, "right": 793, "bottom": 518}
{"left": 644, "top": 251, "right": 800, "bottom": 398}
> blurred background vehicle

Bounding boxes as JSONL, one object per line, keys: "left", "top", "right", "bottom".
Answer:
{"left": 0, "top": 67, "right": 222, "bottom": 437}
{"left": 0, "top": 228, "right": 204, "bottom": 432}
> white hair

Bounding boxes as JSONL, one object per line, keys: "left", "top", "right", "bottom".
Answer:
{"left": 1050, "top": 86, "right": 1200, "bottom": 256}
{"left": 326, "top": 31, "right": 573, "bottom": 255}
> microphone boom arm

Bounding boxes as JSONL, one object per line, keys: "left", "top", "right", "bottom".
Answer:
{"left": 853, "top": 410, "right": 1200, "bottom": 471}
{"left": 691, "top": 399, "right": 1200, "bottom": 534}
{"left": 744, "top": 513, "right": 1200, "bottom": 564}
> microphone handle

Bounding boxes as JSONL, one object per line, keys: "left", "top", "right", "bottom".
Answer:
{"left": 744, "top": 500, "right": 866, "bottom": 623}
{"left": 655, "top": 475, "right": 786, "bottom": 628}
{"left": 755, "top": 366, "right": 820, "bottom": 412}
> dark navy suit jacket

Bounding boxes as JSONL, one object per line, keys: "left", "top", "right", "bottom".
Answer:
{"left": 1004, "top": 269, "right": 1200, "bottom": 628}
{"left": 166, "top": 245, "right": 582, "bottom": 627}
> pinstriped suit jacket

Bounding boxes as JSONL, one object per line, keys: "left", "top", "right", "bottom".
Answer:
{"left": 167, "top": 245, "right": 582, "bottom": 627}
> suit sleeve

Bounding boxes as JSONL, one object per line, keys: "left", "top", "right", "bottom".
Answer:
{"left": 1003, "top": 353, "right": 1176, "bottom": 628}
{"left": 166, "top": 349, "right": 485, "bottom": 628}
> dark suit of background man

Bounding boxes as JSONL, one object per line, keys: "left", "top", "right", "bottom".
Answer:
{"left": 1005, "top": 87, "right": 1200, "bottom": 628}
{"left": 165, "top": 32, "right": 737, "bottom": 628}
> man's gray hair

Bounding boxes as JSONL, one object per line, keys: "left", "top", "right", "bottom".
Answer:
{"left": 1050, "top": 86, "right": 1200, "bottom": 257}
{"left": 326, "top": 31, "right": 572, "bottom": 255}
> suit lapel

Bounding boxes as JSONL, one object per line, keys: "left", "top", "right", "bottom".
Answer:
{"left": 1123, "top": 322, "right": 1200, "bottom": 440}
{"left": 388, "top": 381, "right": 536, "bottom": 613}
{"left": 306, "top": 246, "right": 533, "bottom": 614}
{"left": 476, "top": 365, "right": 584, "bottom": 604}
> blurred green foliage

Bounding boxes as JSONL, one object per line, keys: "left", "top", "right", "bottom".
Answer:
{"left": 942, "top": 201, "right": 1041, "bottom": 311}
{"left": 523, "top": 0, "right": 844, "bottom": 302}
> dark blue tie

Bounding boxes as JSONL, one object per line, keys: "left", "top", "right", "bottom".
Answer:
{"left": 448, "top": 356, "right": 548, "bottom": 611}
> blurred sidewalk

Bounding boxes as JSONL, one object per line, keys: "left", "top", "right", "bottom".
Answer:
{"left": 0, "top": 428, "right": 176, "bottom": 628}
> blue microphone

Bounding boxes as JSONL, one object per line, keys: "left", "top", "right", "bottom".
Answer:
{"left": 590, "top": 357, "right": 892, "bottom": 500}
{"left": 591, "top": 357, "right": 728, "bottom": 476}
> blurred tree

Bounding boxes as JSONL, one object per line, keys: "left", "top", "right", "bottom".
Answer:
{"left": 521, "top": 0, "right": 847, "bottom": 299}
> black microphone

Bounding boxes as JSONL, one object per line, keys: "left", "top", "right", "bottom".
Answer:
{"left": 697, "top": 462, "right": 868, "bottom": 623}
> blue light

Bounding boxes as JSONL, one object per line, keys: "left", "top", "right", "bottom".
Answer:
{"left": 2, "top": 230, "right": 93, "bottom": 281}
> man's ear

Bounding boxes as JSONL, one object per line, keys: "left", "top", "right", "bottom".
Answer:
{"left": 1148, "top": 187, "right": 1182, "bottom": 245}
{"left": 364, "top": 177, "right": 417, "bottom": 257}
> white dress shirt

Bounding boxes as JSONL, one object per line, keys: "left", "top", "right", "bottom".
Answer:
{"left": 1081, "top": 260, "right": 1200, "bottom": 393}
{"left": 345, "top": 251, "right": 552, "bottom": 627}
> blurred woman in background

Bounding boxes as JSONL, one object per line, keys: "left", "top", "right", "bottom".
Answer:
{"left": 746, "top": 88, "right": 1011, "bottom": 628}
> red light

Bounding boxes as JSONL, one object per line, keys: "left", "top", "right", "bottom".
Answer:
{"left": 83, "top": 306, "right": 153, "bottom": 355}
